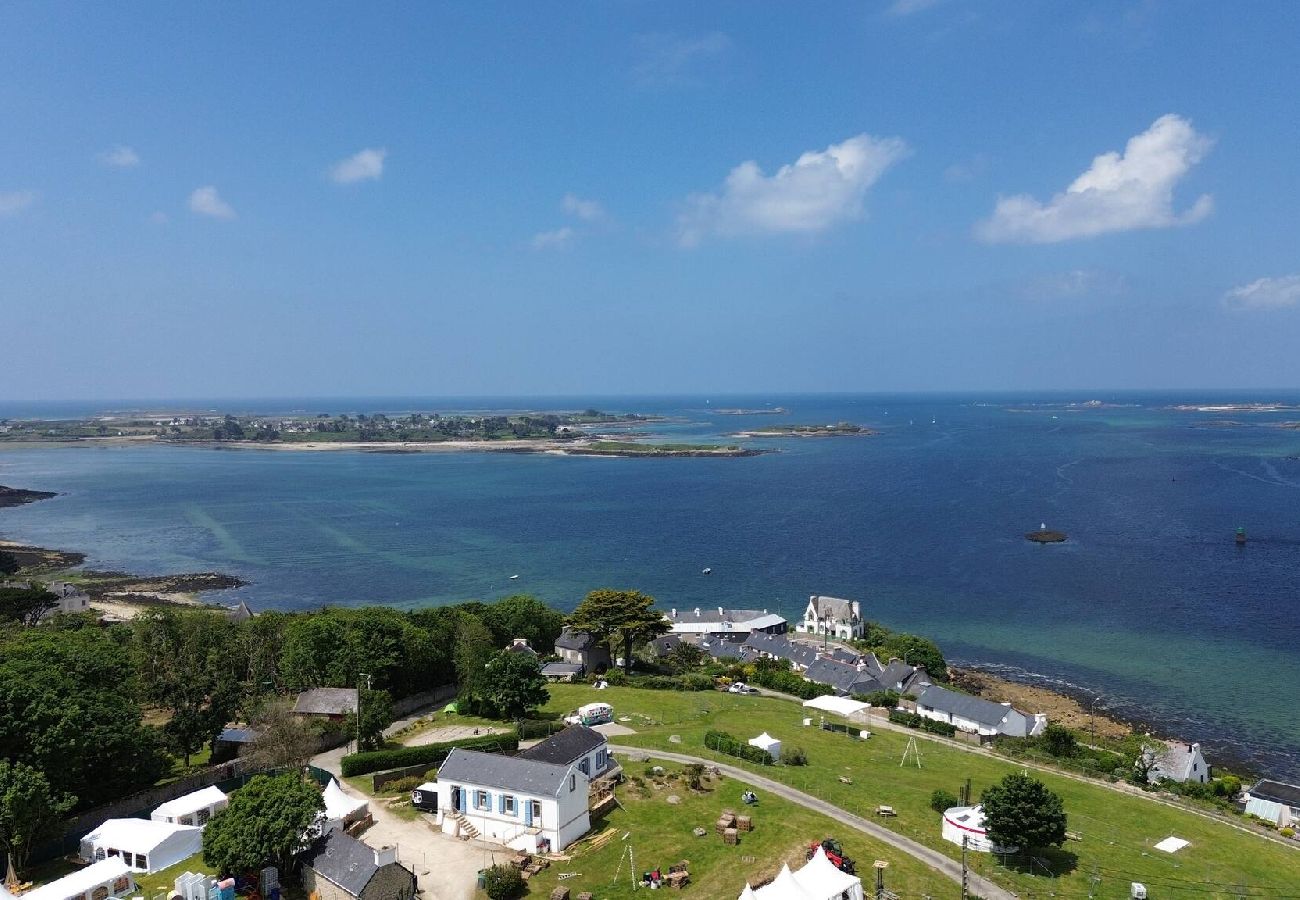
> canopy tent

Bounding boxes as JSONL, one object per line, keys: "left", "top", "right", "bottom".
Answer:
{"left": 23, "top": 858, "right": 135, "bottom": 900}
{"left": 748, "top": 732, "right": 782, "bottom": 762}
{"left": 152, "top": 785, "right": 228, "bottom": 826}
{"left": 737, "top": 849, "right": 864, "bottom": 900}
{"left": 80, "top": 819, "right": 203, "bottom": 873}
{"left": 802, "top": 695, "right": 869, "bottom": 719}
{"left": 940, "top": 805, "right": 1015, "bottom": 854}
{"left": 1154, "top": 836, "right": 1189, "bottom": 853}
{"left": 322, "top": 779, "right": 369, "bottom": 827}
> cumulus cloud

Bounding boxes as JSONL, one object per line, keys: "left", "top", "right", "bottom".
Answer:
{"left": 98, "top": 145, "right": 140, "bottom": 168}
{"left": 562, "top": 193, "right": 604, "bottom": 221}
{"left": 632, "top": 32, "right": 732, "bottom": 87}
{"left": 976, "top": 114, "right": 1213, "bottom": 244}
{"left": 531, "top": 227, "right": 574, "bottom": 250}
{"left": 330, "top": 148, "right": 387, "bottom": 184}
{"left": 1223, "top": 275, "right": 1300, "bottom": 311}
{"left": 0, "top": 190, "right": 37, "bottom": 216}
{"left": 189, "top": 186, "right": 236, "bottom": 219}
{"left": 677, "top": 133, "right": 909, "bottom": 246}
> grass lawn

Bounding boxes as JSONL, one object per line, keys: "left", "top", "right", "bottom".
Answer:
{"left": 543, "top": 685, "right": 1300, "bottom": 899}
{"left": 518, "top": 757, "right": 952, "bottom": 899}
{"left": 134, "top": 853, "right": 214, "bottom": 898}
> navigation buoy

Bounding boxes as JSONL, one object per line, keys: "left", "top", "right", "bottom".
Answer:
{"left": 1235, "top": 527, "right": 1247, "bottom": 546}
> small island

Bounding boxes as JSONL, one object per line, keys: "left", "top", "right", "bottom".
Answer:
{"left": 1026, "top": 529, "right": 1067, "bottom": 543}
{"left": 562, "top": 441, "right": 769, "bottom": 458}
{"left": 710, "top": 407, "right": 788, "bottom": 415}
{"left": 730, "top": 422, "right": 877, "bottom": 438}
{"left": 0, "top": 484, "right": 58, "bottom": 509}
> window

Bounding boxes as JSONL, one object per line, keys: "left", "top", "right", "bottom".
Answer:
{"left": 180, "top": 815, "right": 194, "bottom": 826}
{"left": 475, "top": 791, "right": 488, "bottom": 810}
{"left": 596, "top": 749, "right": 607, "bottom": 770}
{"left": 135, "top": 854, "right": 147, "bottom": 870}
{"left": 94, "top": 848, "right": 105, "bottom": 862}
{"left": 579, "top": 759, "right": 590, "bottom": 775}
{"left": 504, "top": 795, "right": 516, "bottom": 815}
{"left": 196, "top": 808, "right": 211, "bottom": 826}
{"left": 569, "top": 775, "right": 576, "bottom": 792}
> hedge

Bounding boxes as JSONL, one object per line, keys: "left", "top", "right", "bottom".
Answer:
{"left": 888, "top": 709, "right": 957, "bottom": 737}
{"left": 341, "top": 732, "right": 519, "bottom": 777}
{"left": 704, "top": 729, "right": 774, "bottom": 765}
{"left": 749, "top": 667, "right": 835, "bottom": 700}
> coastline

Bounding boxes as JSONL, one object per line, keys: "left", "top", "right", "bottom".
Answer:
{"left": 949, "top": 666, "right": 1133, "bottom": 740}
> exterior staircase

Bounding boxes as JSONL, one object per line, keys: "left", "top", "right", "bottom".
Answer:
{"left": 448, "top": 810, "right": 479, "bottom": 841}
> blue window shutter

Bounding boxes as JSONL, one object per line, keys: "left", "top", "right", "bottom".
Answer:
{"left": 498, "top": 793, "right": 505, "bottom": 814}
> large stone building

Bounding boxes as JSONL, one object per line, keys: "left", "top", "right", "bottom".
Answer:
{"left": 794, "top": 595, "right": 864, "bottom": 640}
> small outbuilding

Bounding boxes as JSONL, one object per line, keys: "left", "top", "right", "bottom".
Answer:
{"left": 151, "top": 785, "right": 228, "bottom": 827}
{"left": 300, "top": 830, "right": 416, "bottom": 900}
{"left": 748, "top": 732, "right": 782, "bottom": 763}
{"left": 80, "top": 818, "right": 203, "bottom": 873}
{"left": 292, "top": 688, "right": 358, "bottom": 721}
{"left": 1243, "top": 779, "right": 1300, "bottom": 827}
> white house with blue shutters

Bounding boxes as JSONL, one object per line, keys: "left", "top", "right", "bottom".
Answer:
{"left": 434, "top": 748, "right": 592, "bottom": 854}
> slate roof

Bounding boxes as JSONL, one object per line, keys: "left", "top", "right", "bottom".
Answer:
{"left": 217, "top": 727, "right": 259, "bottom": 744}
{"left": 438, "top": 748, "right": 578, "bottom": 797}
{"left": 293, "top": 688, "right": 358, "bottom": 716}
{"left": 807, "top": 595, "right": 859, "bottom": 621}
{"left": 665, "top": 608, "right": 786, "bottom": 630}
{"left": 916, "top": 685, "right": 1016, "bottom": 728}
{"left": 519, "top": 725, "right": 607, "bottom": 766}
{"left": 555, "top": 627, "right": 597, "bottom": 652}
{"left": 1249, "top": 780, "right": 1300, "bottom": 808}
{"left": 541, "top": 662, "right": 584, "bottom": 676}
{"left": 1150, "top": 743, "right": 1204, "bottom": 782}
{"left": 302, "top": 830, "right": 385, "bottom": 897}
{"left": 879, "top": 660, "right": 924, "bottom": 691}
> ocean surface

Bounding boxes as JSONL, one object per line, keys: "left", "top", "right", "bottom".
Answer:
{"left": 2, "top": 392, "right": 1299, "bottom": 779}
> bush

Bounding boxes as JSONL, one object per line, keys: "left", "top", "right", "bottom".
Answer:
{"left": 749, "top": 665, "right": 836, "bottom": 700}
{"left": 683, "top": 763, "right": 706, "bottom": 790}
{"left": 601, "top": 669, "right": 627, "bottom": 686}
{"left": 785, "top": 746, "right": 808, "bottom": 766}
{"left": 341, "top": 733, "right": 520, "bottom": 777}
{"left": 517, "top": 719, "right": 564, "bottom": 740}
{"left": 482, "top": 863, "right": 524, "bottom": 900}
{"left": 853, "top": 690, "right": 901, "bottom": 708}
{"left": 704, "top": 729, "right": 773, "bottom": 765}
{"left": 384, "top": 776, "right": 425, "bottom": 794}
{"left": 1281, "top": 827, "right": 1295, "bottom": 838}
{"left": 921, "top": 719, "right": 958, "bottom": 737}
{"left": 931, "top": 789, "right": 959, "bottom": 812}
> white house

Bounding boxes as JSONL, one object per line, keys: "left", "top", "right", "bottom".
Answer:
{"left": 940, "top": 805, "right": 1016, "bottom": 854}
{"left": 519, "top": 725, "right": 617, "bottom": 781}
{"left": 151, "top": 786, "right": 228, "bottom": 826}
{"left": 80, "top": 819, "right": 203, "bottom": 873}
{"left": 15, "top": 858, "right": 135, "bottom": 900}
{"left": 436, "top": 748, "right": 592, "bottom": 854}
{"left": 1243, "top": 780, "right": 1300, "bottom": 827}
{"left": 794, "top": 595, "right": 864, "bottom": 641}
{"left": 1142, "top": 742, "right": 1210, "bottom": 785}
{"left": 914, "top": 685, "right": 1047, "bottom": 738}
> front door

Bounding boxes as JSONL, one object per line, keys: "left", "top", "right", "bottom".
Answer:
{"left": 529, "top": 800, "right": 542, "bottom": 827}
{"left": 452, "top": 787, "right": 462, "bottom": 812}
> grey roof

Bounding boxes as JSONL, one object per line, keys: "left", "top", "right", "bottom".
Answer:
{"left": 505, "top": 639, "right": 538, "bottom": 656}
{"left": 1150, "top": 743, "right": 1203, "bottom": 782}
{"left": 217, "top": 727, "right": 258, "bottom": 744}
{"left": 293, "top": 688, "right": 358, "bottom": 716}
{"left": 302, "top": 830, "right": 405, "bottom": 897}
{"left": 666, "top": 607, "right": 767, "bottom": 625}
{"left": 916, "top": 685, "right": 1017, "bottom": 728}
{"left": 808, "top": 595, "right": 858, "bottom": 621}
{"left": 519, "top": 725, "right": 607, "bottom": 766}
{"left": 802, "top": 658, "right": 888, "bottom": 696}
{"left": 555, "top": 627, "right": 596, "bottom": 652}
{"left": 225, "top": 601, "right": 254, "bottom": 623}
{"left": 438, "top": 748, "right": 577, "bottom": 797}
{"left": 1249, "top": 780, "right": 1300, "bottom": 808}
{"left": 541, "top": 662, "right": 584, "bottom": 675}
{"left": 879, "top": 660, "right": 924, "bottom": 691}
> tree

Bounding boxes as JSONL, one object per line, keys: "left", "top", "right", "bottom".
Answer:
{"left": 202, "top": 773, "right": 323, "bottom": 875}
{"left": 346, "top": 688, "right": 394, "bottom": 752}
{"left": 0, "top": 760, "right": 74, "bottom": 878}
{"left": 480, "top": 595, "right": 565, "bottom": 652}
{"left": 878, "top": 632, "right": 947, "bottom": 682}
{"left": 567, "top": 589, "right": 671, "bottom": 673}
{"left": 0, "top": 550, "right": 19, "bottom": 576}
{"left": 0, "top": 586, "right": 58, "bottom": 626}
{"left": 244, "top": 702, "right": 318, "bottom": 771}
{"left": 980, "top": 772, "right": 1067, "bottom": 853}
{"left": 480, "top": 651, "right": 549, "bottom": 720}
{"left": 1041, "top": 723, "right": 1078, "bottom": 758}
{"left": 453, "top": 613, "right": 497, "bottom": 698}
{"left": 663, "top": 641, "right": 707, "bottom": 674}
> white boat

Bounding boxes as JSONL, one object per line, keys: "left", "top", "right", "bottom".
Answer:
{"left": 702, "top": 567, "right": 712, "bottom": 575}
{"left": 509, "top": 574, "right": 520, "bottom": 580}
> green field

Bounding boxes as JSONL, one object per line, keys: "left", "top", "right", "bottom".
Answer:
{"left": 519, "top": 757, "right": 952, "bottom": 899}
{"left": 540, "top": 685, "right": 1300, "bottom": 899}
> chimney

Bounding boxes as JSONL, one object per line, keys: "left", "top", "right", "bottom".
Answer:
{"left": 373, "top": 845, "right": 398, "bottom": 867}
{"left": 694, "top": 607, "right": 700, "bottom": 617}
{"left": 718, "top": 606, "right": 725, "bottom": 617}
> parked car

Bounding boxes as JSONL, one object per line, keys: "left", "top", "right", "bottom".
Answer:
{"left": 728, "top": 682, "right": 758, "bottom": 694}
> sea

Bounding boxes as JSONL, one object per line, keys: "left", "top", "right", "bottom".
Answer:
{"left": 1, "top": 392, "right": 1298, "bottom": 780}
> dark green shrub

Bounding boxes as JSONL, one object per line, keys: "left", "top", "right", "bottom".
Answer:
{"left": 931, "top": 789, "right": 959, "bottom": 812}
{"left": 785, "top": 746, "right": 809, "bottom": 766}
{"left": 341, "top": 733, "right": 519, "bottom": 777}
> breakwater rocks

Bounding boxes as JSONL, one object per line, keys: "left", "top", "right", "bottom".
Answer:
{"left": 1026, "top": 529, "right": 1067, "bottom": 543}
{"left": 0, "top": 484, "right": 57, "bottom": 509}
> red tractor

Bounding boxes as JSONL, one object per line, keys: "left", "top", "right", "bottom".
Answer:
{"left": 807, "top": 838, "right": 856, "bottom": 875}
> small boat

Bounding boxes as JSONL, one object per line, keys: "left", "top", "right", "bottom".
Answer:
{"left": 702, "top": 567, "right": 712, "bottom": 575}
{"left": 509, "top": 574, "right": 520, "bottom": 580}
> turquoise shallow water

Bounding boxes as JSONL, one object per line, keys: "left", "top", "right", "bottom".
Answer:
{"left": 2, "top": 392, "right": 1299, "bottom": 778}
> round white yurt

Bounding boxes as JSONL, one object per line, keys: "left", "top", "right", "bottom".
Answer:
{"left": 940, "top": 805, "right": 1016, "bottom": 854}
{"left": 748, "top": 732, "right": 782, "bottom": 762}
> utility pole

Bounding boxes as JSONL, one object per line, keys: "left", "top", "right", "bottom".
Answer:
{"left": 357, "top": 672, "right": 372, "bottom": 753}
{"left": 961, "top": 835, "right": 969, "bottom": 900}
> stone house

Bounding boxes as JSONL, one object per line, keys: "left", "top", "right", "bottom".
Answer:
{"left": 300, "top": 831, "right": 416, "bottom": 900}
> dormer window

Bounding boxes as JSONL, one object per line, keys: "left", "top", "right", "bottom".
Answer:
{"left": 569, "top": 774, "right": 576, "bottom": 792}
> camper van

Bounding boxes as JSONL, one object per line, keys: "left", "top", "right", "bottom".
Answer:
{"left": 564, "top": 702, "right": 613, "bottom": 727}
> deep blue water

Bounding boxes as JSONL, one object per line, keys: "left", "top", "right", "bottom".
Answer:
{"left": 2, "top": 392, "right": 1299, "bottom": 779}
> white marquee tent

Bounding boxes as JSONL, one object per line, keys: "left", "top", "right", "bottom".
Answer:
{"left": 80, "top": 819, "right": 203, "bottom": 873}
{"left": 737, "top": 848, "right": 864, "bottom": 900}
{"left": 748, "top": 732, "right": 782, "bottom": 763}
{"left": 802, "top": 695, "right": 869, "bottom": 719}
{"left": 322, "top": 779, "right": 369, "bottom": 829}
{"left": 20, "top": 858, "right": 136, "bottom": 900}
{"left": 152, "top": 786, "right": 228, "bottom": 826}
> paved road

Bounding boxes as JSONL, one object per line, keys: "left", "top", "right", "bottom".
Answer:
{"left": 610, "top": 744, "right": 1015, "bottom": 900}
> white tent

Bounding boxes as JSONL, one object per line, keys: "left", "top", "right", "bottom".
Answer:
{"left": 23, "top": 858, "right": 135, "bottom": 900}
{"left": 802, "top": 695, "right": 869, "bottom": 719}
{"left": 738, "top": 849, "right": 864, "bottom": 900}
{"left": 80, "top": 819, "right": 203, "bottom": 873}
{"left": 748, "top": 732, "right": 782, "bottom": 762}
{"left": 322, "top": 779, "right": 369, "bottom": 827}
{"left": 152, "top": 785, "right": 228, "bottom": 826}
{"left": 940, "top": 805, "right": 1015, "bottom": 854}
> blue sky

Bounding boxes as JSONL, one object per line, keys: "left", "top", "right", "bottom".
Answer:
{"left": 2, "top": 1, "right": 1299, "bottom": 400}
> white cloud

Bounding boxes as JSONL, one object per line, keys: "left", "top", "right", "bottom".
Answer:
{"left": 976, "top": 114, "right": 1213, "bottom": 244}
{"left": 0, "top": 190, "right": 37, "bottom": 216}
{"left": 531, "top": 227, "right": 574, "bottom": 250}
{"left": 330, "top": 148, "right": 387, "bottom": 185}
{"left": 98, "top": 145, "right": 140, "bottom": 168}
{"left": 677, "top": 133, "right": 909, "bottom": 246}
{"left": 189, "top": 186, "right": 236, "bottom": 219}
{"left": 1223, "top": 275, "right": 1300, "bottom": 311}
{"left": 632, "top": 32, "right": 732, "bottom": 87}
{"left": 562, "top": 193, "right": 604, "bottom": 221}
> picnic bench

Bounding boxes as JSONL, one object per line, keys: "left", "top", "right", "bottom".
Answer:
{"left": 876, "top": 805, "right": 897, "bottom": 817}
